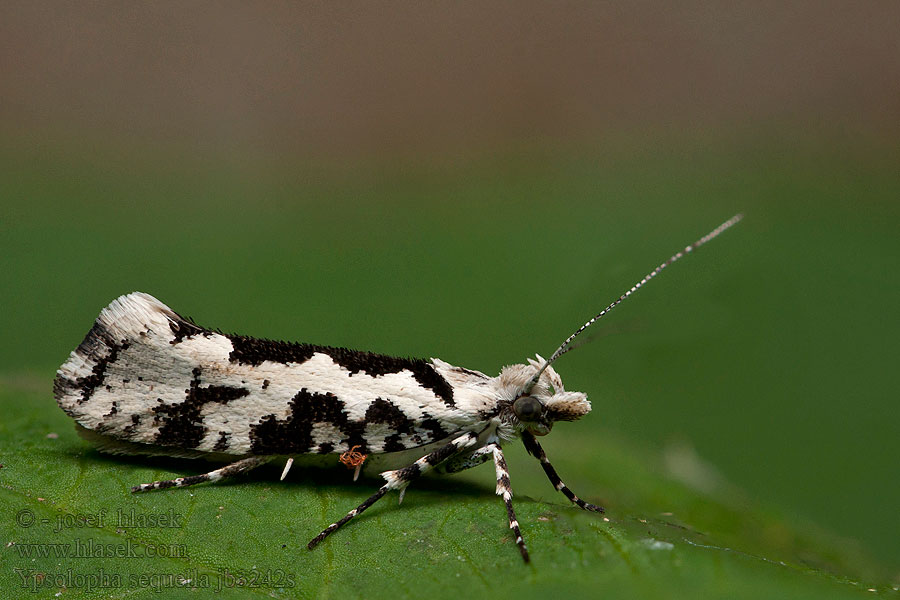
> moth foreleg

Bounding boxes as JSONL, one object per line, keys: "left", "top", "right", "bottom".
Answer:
{"left": 521, "top": 431, "right": 604, "bottom": 513}
{"left": 130, "top": 456, "right": 271, "bottom": 493}
{"left": 307, "top": 431, "right": 479, "bottom": 550}
{"left": 491, "top": 444, "right": 529, "bottom": 562}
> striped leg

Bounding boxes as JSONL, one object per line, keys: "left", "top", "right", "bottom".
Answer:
{"left": 491, "top": 444, "right": 529, "bottom": 562}
{"left": 308, "top": 431, "right": 478, "bottom": 550}
{"left": 521, "top": 431, "right": 604, "bottom": 513}
{"left": 439, "top": 444, "right": 495, "bottom": 474}
{"left": 130, "top": 456, "right": 270, "bottom": 493}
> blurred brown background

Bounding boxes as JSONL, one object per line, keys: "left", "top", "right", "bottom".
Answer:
{"left": 2, "top": 1, "right": 898, "bottom": 162}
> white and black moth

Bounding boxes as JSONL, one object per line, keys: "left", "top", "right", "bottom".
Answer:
{"left": 54, "top": 214, "right": 742, "bottom": 562}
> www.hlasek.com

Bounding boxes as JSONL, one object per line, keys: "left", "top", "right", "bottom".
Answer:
{"left": 13, "top": 538, "right": 186, "bottom": 559}
{"left": 15, "top": 567, "right": 297, "bottom": 593}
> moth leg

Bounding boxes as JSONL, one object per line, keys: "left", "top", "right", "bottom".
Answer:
{"left": 491, "top": 444, "right": 530, "bottom": 562}
{"left": 521, "top": 431, "right": 604, "bottom": 513}
{"left": 130, "top": 456, "right": 271, "bottom": 493}
{"left": 438, "top": 444, "right": 494, "bottom": 474}
{"left": 307, "top": 431, "right": 478, "bottom": 550}
{"left": 280, "top": 457, "right": 294, "bottom": 481}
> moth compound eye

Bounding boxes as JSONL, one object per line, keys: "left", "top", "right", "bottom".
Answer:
{"left": 513, "top": 395, "right": 543, "bottom": 421}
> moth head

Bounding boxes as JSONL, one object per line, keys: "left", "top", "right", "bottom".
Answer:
{"left": 499, "top": 355, "right": 591, "bottom": 436}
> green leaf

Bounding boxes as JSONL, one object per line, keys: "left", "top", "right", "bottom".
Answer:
{"left": 1, "top": 377, "right": 891, "bottom": 600}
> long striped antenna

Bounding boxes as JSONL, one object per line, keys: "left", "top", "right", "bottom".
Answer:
{"left": 525, "top": 213, "right": 744, "bottom": 392}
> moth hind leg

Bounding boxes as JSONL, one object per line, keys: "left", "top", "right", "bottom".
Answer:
{"left": 130, "top": 456, "right": 271, "bottom": 493}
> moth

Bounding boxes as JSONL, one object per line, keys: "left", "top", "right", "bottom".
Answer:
{"left": 54, "top": 214, "right": 742, "bottom": 562}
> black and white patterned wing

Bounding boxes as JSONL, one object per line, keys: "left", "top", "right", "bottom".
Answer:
{"left": 54, "top": 293, "right": 488, "bottom": 457}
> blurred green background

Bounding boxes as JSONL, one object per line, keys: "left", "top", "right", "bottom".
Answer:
{"left": 1, "top": 2, "right": 898, "bottom": 596}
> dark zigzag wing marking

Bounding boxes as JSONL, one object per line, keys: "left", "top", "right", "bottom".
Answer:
{"left": 250, "top": 388, "right": 346, "bottom": 455}
{"left": 248, "top": 390, "right": 452, "bottom": 455}
{"left": 53, "top": 318, "right": 130, "bottom": 407}
{"left": 124, "top": 295, "right": 455, "bottom": 410}
{"left": 224, "top": 334, "right": 455, "bottom": 407}
{"left": 75, "top": 341, "right": 129, "bottom": 405}
{"left": 213, "top": 431, "right": 230, "bottom": 451}
{"left": 152, "top": 367, "right": 250, "bottom": 448}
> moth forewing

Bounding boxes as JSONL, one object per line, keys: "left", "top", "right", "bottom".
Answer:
{"left": 54, "top": 214, "right": 742, "bottom": 563}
